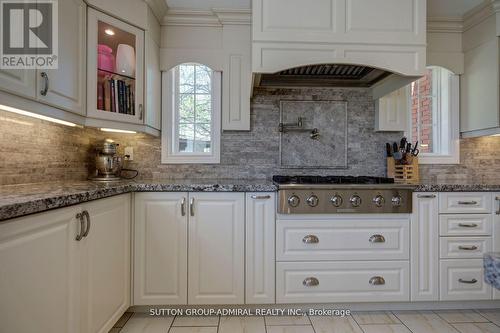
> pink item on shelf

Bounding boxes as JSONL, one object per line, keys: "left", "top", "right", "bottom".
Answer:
{"left": 98, "top": 44, "right": 115, "bottom": 72}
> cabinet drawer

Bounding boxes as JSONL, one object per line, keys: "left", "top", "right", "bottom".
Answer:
{"left": 439, "top": 214, "right": 492, "bottom": 236}
{"left": 440, "top": 259, "right": 492, "bottom": 301}
{"left": 439, "top": 237, "right": 492, "bottom": 259}
{"left": 276, "top": 261, "right": 409, "bottom": 303}
{"left": 276, "top": 219, "right": 409, "bottom": 261}
{"left": 439, "top": 193, "right": 492, "bottom": 214}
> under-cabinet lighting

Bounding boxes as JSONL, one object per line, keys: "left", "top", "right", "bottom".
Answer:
{"left": 104, "top": 29, "right": 115, "bottom": 36}
{"left": 490, "top": 134, "right": 500, "bottom": 137}
{"left": 0, "top": 104, "right": 77, "bottom": 127}
{"left": 100, "top": 128, "right": 137, "bottom": 134}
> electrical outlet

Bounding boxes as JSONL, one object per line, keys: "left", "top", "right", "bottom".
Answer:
{"left": 124, "top": 147, "right": 134, "bottom": 161}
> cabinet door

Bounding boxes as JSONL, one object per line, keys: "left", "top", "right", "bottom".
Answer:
{"left": 37, "top": 0, "right": 86, "bottom": 115}
{"left": 188, "top": 192, "right": 245, "bottom": 304}
{"left": 375, "top": 86, "right": 409, "bottom": 132}
{"left": 0, "top": 206, "right": 81, "bottom": 333}
{"left": 81, "top": 194, "right": 130, "bottom": 333}
{"left": 494, "top": 194, "right": 500, "bottom": 299}
{"left": 87, "top": 8, "right": 145, "bottom": 124}
{"left": 134, "top": 192, "right": 188, "bottom": 305}
{"left": 246, "top": 193, "right": 275, "bottom": 304}
{"left": 411, "top": 192, "right": 439, "bottom": 301}
{"left": 0, "top": 69, "right": 36, "bottom": 99}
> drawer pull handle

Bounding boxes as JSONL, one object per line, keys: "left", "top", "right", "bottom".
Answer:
{"left": 495, "top": 196, "right": 500, "bottom": 215}
{"left": 303, "top": 277, "right": 319, "bottom": 287}
{"left": 369, "top": 234, "right": 386, "bottom": 243}
{"left": 417, "top": 194, "right": 436, "bottom": 198}
{"left": 458, "top": 223, "right": 478, "bottom": 228}
{"left": 369, "top": 276, "right": 386, "bottom": 286}
{"left": 457, "top": 201, "right": 478, "bottom": 205}
{"left": 251, "top": 195, "right": 271, "bottom": 199}
{"left": 458, "top": 245, "right": 478, "bottom": 251}
{"left": 458, "top": 278, "right": 478, "bottom": 284}
{"left": 302, "top": 235, "right": 319, "bottom": 244}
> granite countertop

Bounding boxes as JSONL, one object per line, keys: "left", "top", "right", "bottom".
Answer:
{"left": 1, "top": 179, "right": 500, "bottom": 222}
{"left": 0, "top": 179, "right": 278, "bottom": 221}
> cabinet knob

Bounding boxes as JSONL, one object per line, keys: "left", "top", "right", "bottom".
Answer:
{"left": 303, "top": 277, "right": 319, "bottom": 287}
{"left": 369, "top": 234, "right": 386, "bottom": 243}
{"left": 302, "top": 235, "right": 319, "bottom": 244}
{"left": 369, "top": 276, "right": 385, "bottom": 285}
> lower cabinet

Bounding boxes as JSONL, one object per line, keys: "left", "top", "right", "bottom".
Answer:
{"left": 440, "top": 259, "right": 492, "bottom": 301}
{"left": 133, "top": 192, "right": 245, "bottom": 305}
{"left": 0, "top": 194, "right": 131, "bottom": 333}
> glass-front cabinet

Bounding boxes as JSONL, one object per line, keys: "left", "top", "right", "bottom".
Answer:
{"left": 87, "top": 8, "right": 144, "bottom": 124}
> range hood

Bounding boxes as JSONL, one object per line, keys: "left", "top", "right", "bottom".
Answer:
{"left": 251, "top": 0, "right": 427, "bottom": 99}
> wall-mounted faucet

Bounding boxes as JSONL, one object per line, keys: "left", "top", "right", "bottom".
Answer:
{"left": 279, "top": 116, "right": 320, "bottom": 140}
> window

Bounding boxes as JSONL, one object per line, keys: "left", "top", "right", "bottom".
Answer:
{"left": 409, "top": 66, "right": 460, "bottom": 164}
{"left": 162, "top": 63, "right": 221, "bottom": 163}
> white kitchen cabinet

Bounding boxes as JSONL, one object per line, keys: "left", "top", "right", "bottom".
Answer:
{"left": 85, "top": 0, "right": 149, "bottom": 29}
{"left": 245, "top": 192, "right": 275, "bottom": 304}
{"left": 134, "top": 193, "right": 188, "bottom": 305}
{"left": 188, "top": 192, "right": 245, "bottom": 304}
{"left": 81, "top": 195, "right": 131, "bottom": 333}
{"left": 144, "top": 32, "right": 161, "bottom": 131}
{"left": 0, "top": 206, "right": 81, "bottom": 333}
{"left": 37, "top": 0, "right": 86, "bottom": 115}
{"left": 375, "top": 86, "right": 409, "bottom": 132}
{"left": 411, "top": 192, "right": 439, "bottom": 301}
{"left": 440, "top": 259, "right": 492, "bottom": 301}
{"left": 0, "top": 0, "right": 86, "bottom": 115}
{"left": 439, "top": 192, "right": 492, "bottom": 214}
{"left": 0, "top": 69, "right": 36, "bottom": 99}
{"left": 87, "top": 8, "right": 144, "bottom": 125}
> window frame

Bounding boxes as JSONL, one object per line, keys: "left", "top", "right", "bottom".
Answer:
{"left": 407, "top": 67, "right": 460, "bottom": 165}
{"left": 161, "top": 64, "right": 221, "bottom": 164}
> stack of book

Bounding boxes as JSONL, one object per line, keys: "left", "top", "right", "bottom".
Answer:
{"left": 97, "top": 77, "right": 135, "bottom": 115}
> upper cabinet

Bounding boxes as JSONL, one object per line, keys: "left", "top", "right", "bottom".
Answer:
{"left": 0, "top": 0, "right": 86, "bottom": 116}
{"left": 87, "top": 8, "right": 145, "bottom": 125}
{"left": 252, "top": 0, "right": 426, "bottom": 75}
{"left": 460, "top": 2, "right": 500, "bottom": 138}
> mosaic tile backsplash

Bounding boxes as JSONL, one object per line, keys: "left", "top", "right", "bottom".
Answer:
{"left": 0, "top": 86, "right": 499, "bottom": 185}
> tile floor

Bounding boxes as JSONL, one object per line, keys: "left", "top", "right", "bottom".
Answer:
{"left": 109, "top": 309, "right": 500, "bottom": 333}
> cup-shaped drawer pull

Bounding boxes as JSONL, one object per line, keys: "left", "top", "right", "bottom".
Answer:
{"left": 458, "top": 278, "right": 478, "bottom": 284}
{"left": 458, "top": 245, "right": 478, "bottom": 251}
{"left": 457, "top": 200, "right": 478, "bottom": 205}
{"left": 303, "top": 277, "right": 319, "bottom": 287}
{"left": 369, "top": 234, "right": 386, "bottom": 243}
{"left": 302, "top": 235, "right": 319, "bottom": 244}
{"left": 458, "top": 223, "right": 478, "bottom": 228}
{"left": 369, "top": 276, "right": 386, "bottom": 286}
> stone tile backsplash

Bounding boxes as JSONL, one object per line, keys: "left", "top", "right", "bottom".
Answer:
{"left": 0, "top": 86, "right": 499, "bottom": 185}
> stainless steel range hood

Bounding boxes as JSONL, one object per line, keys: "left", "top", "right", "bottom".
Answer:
{"left": 253, "top": 64, "right": 421, "bottom": 100}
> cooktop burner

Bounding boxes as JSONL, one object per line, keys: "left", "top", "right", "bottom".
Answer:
{"left": 272, "top": 175, "right": 395, "bottom": 185}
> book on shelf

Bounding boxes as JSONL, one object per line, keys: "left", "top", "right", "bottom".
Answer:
{"left": 104, "top": 80, "right": 111, "bottom": 111}
{"left": 99, "top": 76, "right": 135, "bottom": 114}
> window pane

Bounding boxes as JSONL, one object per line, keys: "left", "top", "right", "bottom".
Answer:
{"left": 179, "top": 65, "right": 195, "bottom": 93}
{"left": 179, "top": 123, "right": 194, "bottom": 152}
{"left": 195, "top": 65, "right": 211, "bottom": 94}
{"left": 195, "top": 123, "right": 211, "bottom": 153}
{"left": 179, "top": 94, "right": 195, "bottom": 122}
{"left": 195, "top": 94, "right": 211, "bottom": 123}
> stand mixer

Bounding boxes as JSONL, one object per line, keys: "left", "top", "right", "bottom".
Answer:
{"left": 88, "top": 140, "right": 137, "bottom": 181}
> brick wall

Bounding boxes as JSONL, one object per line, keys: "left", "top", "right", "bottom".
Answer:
{"left": 411, "top": 69, "right": 433, "bottom": 153}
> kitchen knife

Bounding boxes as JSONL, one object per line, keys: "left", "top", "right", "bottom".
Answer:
{"left": 386, "top": 143, "right": 392, "bottom": 157}
{"left": 400, "top": 137, "right": 407, "bottom": 152}
{"left": 406, "top": 142, "right": 412, "bottom": 153}
{"left": 392, "top": 142, "right": 402, "bottom": 160}
{"left": 393, "top": 142, "right": 399, "bottom": 153}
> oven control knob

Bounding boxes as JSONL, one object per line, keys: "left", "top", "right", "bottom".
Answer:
{"left": 306, "top": 195, "right": 319, "bottom": 207}
{"left": 350, "top": 195, "right": 362, "bottom": 207}
{"left": 373, "top": 195, "right": 385, "bottom": 207}
{"left": 330, "top": 195, "right": 343, "bottom": 207}
{"left": 391, "top": 195, "right": 403, "bottom": 207}
{"left": 287, "top": 195, "right": 300, "bottom": 207}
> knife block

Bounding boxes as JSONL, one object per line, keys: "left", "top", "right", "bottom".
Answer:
{"left": 387, "top": 157, "right": 419, "bottom": 184}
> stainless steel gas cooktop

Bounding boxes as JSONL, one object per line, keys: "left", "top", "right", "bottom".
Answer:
{"left": 273, "top": 175, "right": 413, "bottom": 214}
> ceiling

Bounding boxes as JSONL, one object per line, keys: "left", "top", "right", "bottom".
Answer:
{"left": 165, "top": 0, "right": 486, "bottom": 18}
{"left": 165, "top": 0, "right": 250, "bottom": 10}
{"left": 427, "top": 0, "right": 485, "bottom": 17}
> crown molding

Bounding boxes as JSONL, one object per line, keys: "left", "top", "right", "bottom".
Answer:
{"left": 463, "top": 0, "right": 496, "bottom": 31}
{"left": 145, "top": 0, "right": 168, "bottom": 22}
{"left": 162, "top": 8, "right": 251, "bottom": 27}
{"left": 427, "top": 17, "right": 463, "bottom": 33}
